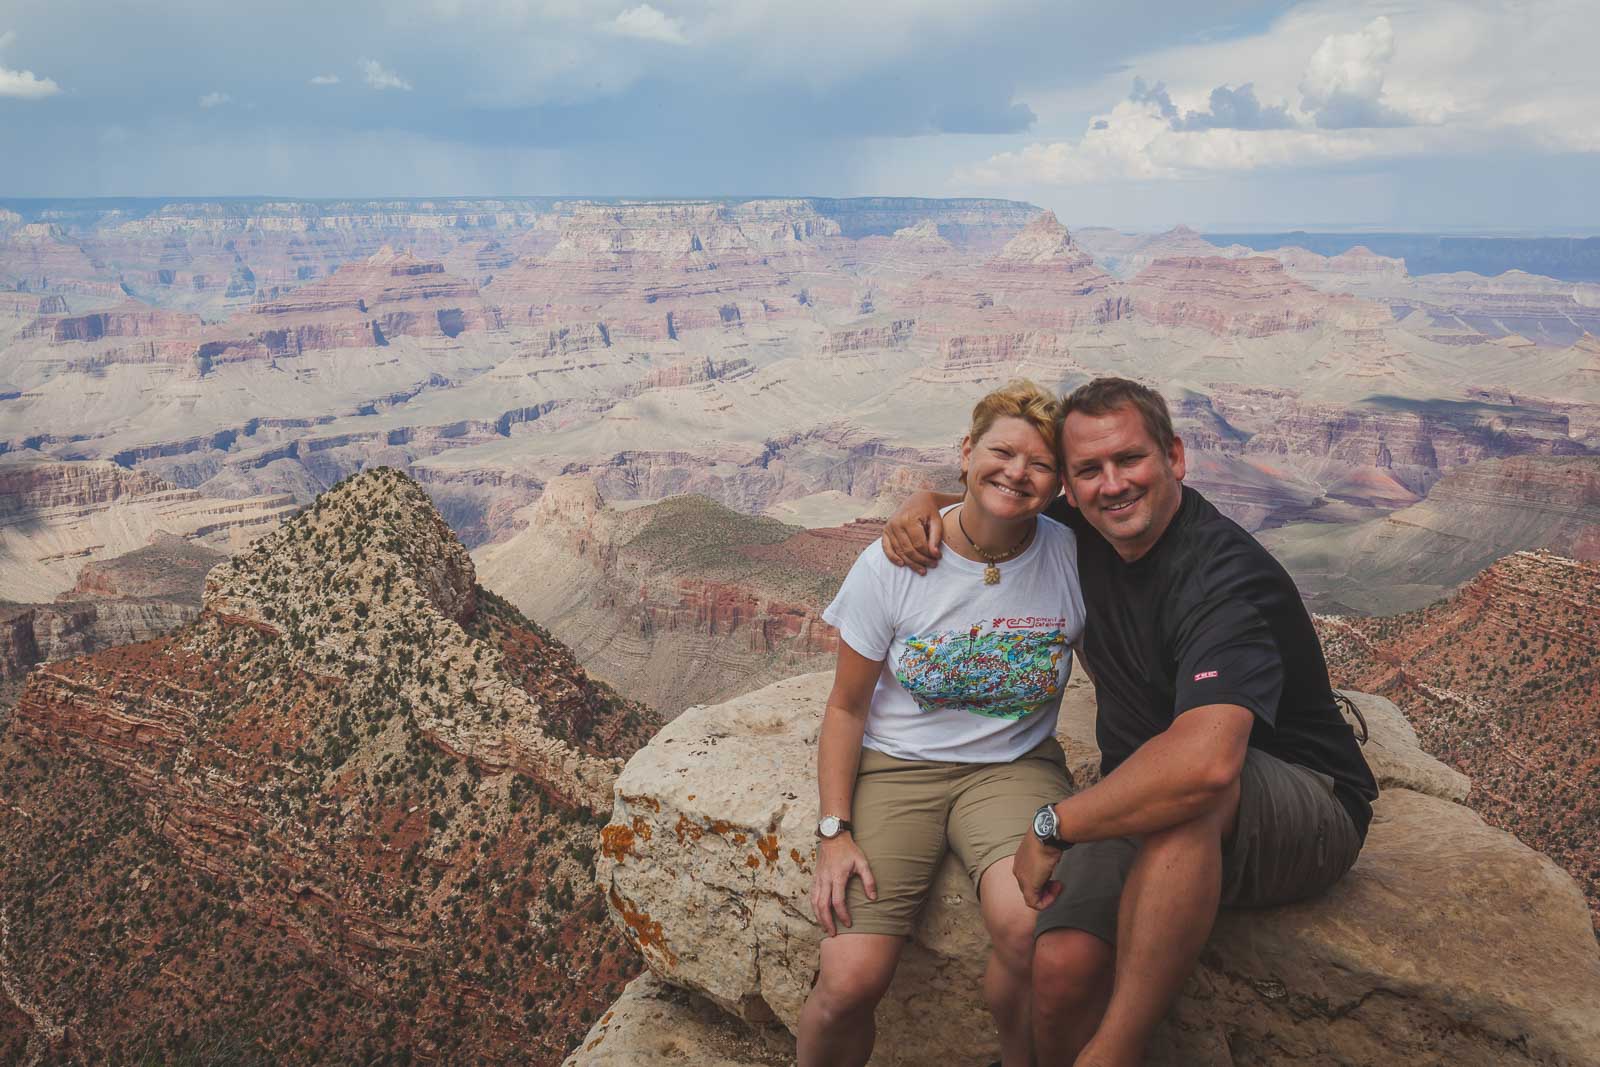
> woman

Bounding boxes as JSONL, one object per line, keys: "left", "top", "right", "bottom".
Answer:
{"left": 797, "top": 380, "right": 1086, "bottom": 1067}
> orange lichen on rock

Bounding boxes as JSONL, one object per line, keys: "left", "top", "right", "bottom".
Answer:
{"left": 600, "top": 822, "right": 638, "bottom": 862}
{"left": 608, "top": 887, "right": 676, "bottom": 967}
{"left": 756, "top": 833, "right": 780, "bottom": 867}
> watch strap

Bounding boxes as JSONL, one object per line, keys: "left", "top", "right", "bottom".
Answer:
{"left": 816, "top": 817, "right": 854, "bottom": 839}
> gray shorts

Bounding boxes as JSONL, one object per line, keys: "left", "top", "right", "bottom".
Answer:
{"left": 1035, "top": 747, "right": 1363, "bottom": 945}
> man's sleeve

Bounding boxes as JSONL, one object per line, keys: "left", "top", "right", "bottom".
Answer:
{"left": 1170, "top": 577, "right": 1283, "bottom": 728}
{"left": 820, "top": 542, "right": 897, "bottom": 662}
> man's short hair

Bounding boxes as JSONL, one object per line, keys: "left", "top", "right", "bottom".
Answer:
{"left": 1061, "top": 377, "right": 1175, "bottom": 454}
{"left": 960, "top": 379, "right": 1063, "bottom": 485}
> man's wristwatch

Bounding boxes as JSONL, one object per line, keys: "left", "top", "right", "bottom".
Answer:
{"left": 1031, "top": 803, "right": 1073, "bottom": 851}
{"left": 816, "top": 815, "right": 854, "bottom": 840}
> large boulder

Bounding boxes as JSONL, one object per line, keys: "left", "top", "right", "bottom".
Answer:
{"left": 580, "top": 671, "right": 1600, "bottom": 1066}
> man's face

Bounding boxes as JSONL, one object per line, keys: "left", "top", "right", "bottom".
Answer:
{"left": 1060, "top": 404, "right": 1186, "bottom": 561}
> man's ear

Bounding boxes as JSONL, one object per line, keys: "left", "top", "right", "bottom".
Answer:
{"left": 1168, "top": 434, "right": 1186, "bottom": 483}
{"left": 1059, "top": 469, "right": 1079, "bottom": 508}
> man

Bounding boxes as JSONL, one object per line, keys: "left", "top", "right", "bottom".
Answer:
{"left": 884, "top": 377, "right": 1377, "bottom": 1067}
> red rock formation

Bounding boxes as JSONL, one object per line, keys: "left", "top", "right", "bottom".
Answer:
{"left": 0, "top": 468, "right": 658, "bottom": 1064}
{"left": 479, "top": 482, "right": 884, "bottom": 714}
{"left": 905, "top": 211, "right": 1126, "bottom": 332}
{"left": 22, "top": 303, "right": 203, "bottom": 343}
{"left": 914, "top": 330, "right": 1078, "bottom": 383}
{"left": 1127, "top": 255, "right": 1386, "bottom": 337}
{"left": 0, "top": 223, "right": 104, "bottom": 291}
{"left": 1319, "top": 550, "right": 1600, "bottom": 932}
{"left": 0, "top": 456, "right": 169, "bottom": 514}
{"left": 226, "top": 247, "right": 501, "bottom": 355}
{"left": 486, "top": 201, "right": 841, "bottom": 341}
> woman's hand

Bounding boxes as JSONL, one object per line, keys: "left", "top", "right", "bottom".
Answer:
{"left": 882, "top": 491, "right": 956, "bottom": 573}
{"left": 811, "top": 835, "right": 877, "bottom": 937}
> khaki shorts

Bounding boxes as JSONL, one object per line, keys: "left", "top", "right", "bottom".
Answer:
{"left": 1035, "top": 747, "right": 1364, "bottom": 946}
{"left": 841, "top": 736, "right": 1073, "bottom": 937}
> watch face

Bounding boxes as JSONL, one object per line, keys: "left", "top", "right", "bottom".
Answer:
{"left": 1033, "top": 807, "right": 1055, "bottom": 840}
{"left": 819, "top": 815, "right": 841, "bottom": 838}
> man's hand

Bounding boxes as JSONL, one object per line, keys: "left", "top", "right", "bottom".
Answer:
{"left": 811, "top": 835, "right": 877, "bottom": 937}
{"left": 882, "top": 491, "right": 951, "bottom": 573}
{"left": 1013, "top": 830, "right": 1064, "bottom": 911}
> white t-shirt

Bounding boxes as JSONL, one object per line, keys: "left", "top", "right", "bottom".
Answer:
{"left": 822, "top": 510, "right": 1086, "bottom": 763}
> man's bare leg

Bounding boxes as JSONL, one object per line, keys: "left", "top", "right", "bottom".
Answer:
{"left": 1031, "top": 929, "right": 1113, "bottom": 1065}
{"left": 796, "top": 932, "right": 903, "bottom": 1067}
{"left": 978, "top": 857, "right": 1045, "bottom": 1066}
{"left": 1074, "top": 781, "right": 1240, "bottom": 1067}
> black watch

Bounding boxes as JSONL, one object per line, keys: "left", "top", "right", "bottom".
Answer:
{"left": 1031, "top": 803, "right": 1072, "bottom": 851}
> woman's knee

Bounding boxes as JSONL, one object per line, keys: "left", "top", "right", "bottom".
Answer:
{"left": 812, "top": 941, "right": 899, "bottom": 1015}
{"left": 1032, "top": 928, "right": 1112, "bottom": 1008}
{"left": 985, "top": 904, "right": 1041, "bottom": 972}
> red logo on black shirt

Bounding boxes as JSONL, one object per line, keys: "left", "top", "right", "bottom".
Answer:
{"left": 1194, "top": 670, "right": 1219, "bottom": 681}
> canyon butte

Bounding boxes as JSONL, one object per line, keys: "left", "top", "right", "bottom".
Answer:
{"left": 3, "top": 196, "right": 1599, "bottom": 1063}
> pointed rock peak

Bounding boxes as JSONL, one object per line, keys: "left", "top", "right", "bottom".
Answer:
{"left": 994, "top": 210, "right": 1082, "bottom": 263}
{"left": 1166, "top": 224, "right": 1199, "bottom": 236}
{"left": 206, "top": 466, "right": 477, "bottom": 627}
{"left": 533, "top": 475, "right": 605, "bottom": 528}
{"left": 892, "top": 219, "right": 949, "bottom": 244}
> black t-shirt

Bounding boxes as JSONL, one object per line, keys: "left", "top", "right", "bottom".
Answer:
{"left": 1046, "top": 486, "right": 1378, "bottom": 839}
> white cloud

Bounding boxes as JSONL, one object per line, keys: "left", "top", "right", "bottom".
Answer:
{"left": 1299, "top": 16, "right": 1414, "bottom": 128}
{"left": 960, "top": 97, "right": 1407, "bottom": 186}
{"left": 362, "top": 58, "right": 412, "bottom": 91}
{"left": 199, "top": 90, "right": 231, "bottom": 108}
{"left": 969, "top": 0, "right": 1600, "bottom": 186}
{"left": 0, "top": 30, "right": 61, "bottom": 99}
{"left": 309, "top": 73, "right": 340, "bottom": 86}
{"left": 606, "top": 4, "right": 688, "bottom": 45}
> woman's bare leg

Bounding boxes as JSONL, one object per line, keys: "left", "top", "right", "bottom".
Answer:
{"left": 797, "top": 932, "right": 904, "bottom": 1067}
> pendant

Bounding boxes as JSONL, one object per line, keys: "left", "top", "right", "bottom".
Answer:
{"left": 984, "top": 564, "right": 1001, "bottom": 585}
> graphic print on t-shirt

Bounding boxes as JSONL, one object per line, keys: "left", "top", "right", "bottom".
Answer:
{"left": 893, "top": 620, "right": 1068, "bottom": 720}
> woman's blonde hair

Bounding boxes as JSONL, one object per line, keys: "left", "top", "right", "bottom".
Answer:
{"left": 960, "top": 379, "right": 1063, "bottom": 485}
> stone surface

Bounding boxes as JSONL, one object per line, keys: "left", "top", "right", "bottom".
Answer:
{"left": 594, "top": 670, "right": 1600, "bottom": 1066}
{"left": 563, "top": 972, "right": 794, "bottom": 1067}
{"left": 1321, "top": 549, "right": 1600, "bottom": 936}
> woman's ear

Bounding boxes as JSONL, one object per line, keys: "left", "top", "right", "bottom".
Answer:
{"left": 958, "top": 434, "right": 973, "bottom": 485}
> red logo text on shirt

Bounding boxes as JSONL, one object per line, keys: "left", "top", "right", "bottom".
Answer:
{"left": 1193, "top": 670, "right": 1219, "bottom": 681}
{"left": 991, "top": 616, "right": 1068, "bottom": 630}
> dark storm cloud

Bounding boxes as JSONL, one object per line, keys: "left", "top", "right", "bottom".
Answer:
{"left": 0, "top": 0, "right": 1297, "bottom": 196}
{"left": 1305, "top": 92, "right": 1413, "bottom": 129}
{"left": 1132, "top": 77, "right": 1295, "bottom": 131}
{"left": 1173, "top": 83, "right": 1295, "bottom": 130}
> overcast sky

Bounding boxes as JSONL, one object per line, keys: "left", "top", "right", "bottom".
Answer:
{"left": 2, "top": 0, "right": 1597, "bottom": 230}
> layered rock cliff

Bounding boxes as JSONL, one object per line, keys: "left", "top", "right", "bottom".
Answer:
{"left": 475, "top": 477, "right": 869, "bottom": 715}
{"left": 571, "top": 671, "right": 1600, "bottom": 1065}
{"left": 1320, "top": 549, "right": 1600, "bottom": 934}
{"left": 1263, "top": 455, "right": 1600, "bottom": 614}
{"left": 0, "top": 468, "right": 659, "bottom": 1064}
{"left": 0, "top": 454, "right": 295, "bottom": 604}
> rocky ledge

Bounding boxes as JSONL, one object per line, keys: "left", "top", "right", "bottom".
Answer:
{"left": 571, "top": 671, "right": 1600, "bottom": 1066}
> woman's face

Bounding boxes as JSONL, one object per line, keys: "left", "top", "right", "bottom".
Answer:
{"left": 961, "top": 415, "right": 1060, "bottom": 523}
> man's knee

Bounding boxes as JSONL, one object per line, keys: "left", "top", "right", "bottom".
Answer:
{"left": 1032, "top": 928, "right": 1112, "bottom": 1012}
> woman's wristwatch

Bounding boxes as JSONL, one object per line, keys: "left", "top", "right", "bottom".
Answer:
{"left": 816, "top": 815, "right": 854, "bottom": 840}
{"left": 1032, "top": 803, "right": 1073, "bottom": 851}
